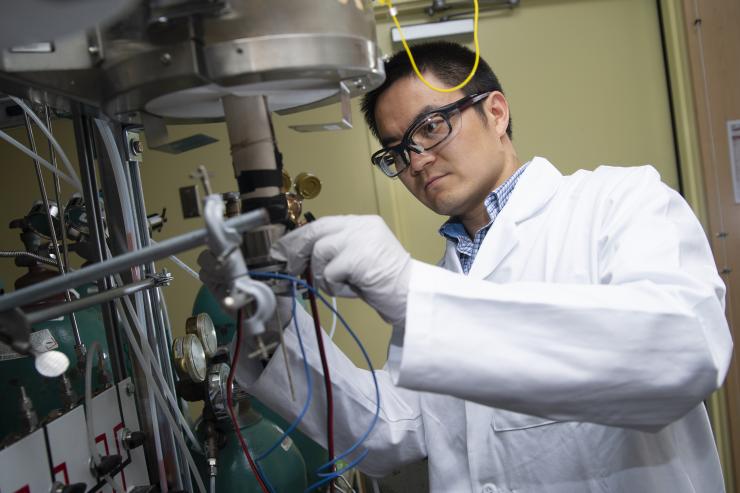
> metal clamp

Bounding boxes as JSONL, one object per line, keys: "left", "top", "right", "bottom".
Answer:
{"left": 203, "top": 195, "right": 276, "bottom": 336}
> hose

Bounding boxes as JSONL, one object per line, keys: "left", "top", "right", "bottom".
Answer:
{"left": 114, "top": 296, "right": 207, "bottom": 493}
{"left": 0, "top": 129, "right": 81, "bottom": 191}
{"left": 10, "top": 96, "right": 82, "bottom": 190}
{"left": 0, "top": 250, "right": 58, "bottom": 266}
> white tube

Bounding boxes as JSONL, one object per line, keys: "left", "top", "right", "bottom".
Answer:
{"left": 0, "top": 129, "right": 81, "bottom": 190}
{"left": 329, "top": 297, "right": 338, "bottom": 340}
{"left": 95, "top": 120, "right": 138, "bottom": 250}
{"left": 113, "top": 284, "right": 203, "bottom": 453}
{"left": 372, "top": 478, "right": 381, "bottom": 493}
{"left": 114, "top": 297, "right": 207, "bottom": 493}
{"left": 150, "top": 239, "right": 201, "bottom": 281}
{"left": 9, "top": 96, "right": 82, "bottom": 190}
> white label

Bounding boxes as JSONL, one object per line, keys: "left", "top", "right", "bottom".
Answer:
{"left": 727, "top": 119, "right": 740, "bottom": 204}
{"left": 0, "top": 429, "right": 51, "bottom": 492}
{"left": 0, "top": 329, "right": 58, "bottom": 361}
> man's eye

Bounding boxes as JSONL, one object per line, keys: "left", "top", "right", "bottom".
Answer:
{"left": 419, "top": 115, "right": 446, "bottom": 136}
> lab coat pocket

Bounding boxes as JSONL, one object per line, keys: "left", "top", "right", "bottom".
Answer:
{"left": 491, "top": 408, "right": 558, "bottom": 432}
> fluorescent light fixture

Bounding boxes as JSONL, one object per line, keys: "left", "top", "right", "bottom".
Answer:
{"left": 391, "top": 18, "right": 474, "bottom": 42}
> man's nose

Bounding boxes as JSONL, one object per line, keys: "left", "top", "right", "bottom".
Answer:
{"left": 408, "top": 146, "right": 435, "bottom": 175}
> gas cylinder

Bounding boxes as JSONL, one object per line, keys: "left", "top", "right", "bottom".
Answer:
{"left": 195, "top": 403, "right": 307, "bottom": 492}
{"left": 0, "top": 281, "right": 113, "bottom": 444}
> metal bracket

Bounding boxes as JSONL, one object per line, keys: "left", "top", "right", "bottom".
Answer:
{"left": 202, "top": 195, "right": 276, "bottom": 335}
{"left": 141, "top": 113, "right": 218, "bottom": 154}
{"left": 289, "top": 81, "right": 352, "bottom": 132}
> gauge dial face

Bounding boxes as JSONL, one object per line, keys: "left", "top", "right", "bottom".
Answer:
{"left": 187, "top": 313, "right": 218, "bottom": 359}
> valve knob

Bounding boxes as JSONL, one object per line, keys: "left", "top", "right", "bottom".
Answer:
{"left": 124, "top": 430, "right": 146, "bottom": 450}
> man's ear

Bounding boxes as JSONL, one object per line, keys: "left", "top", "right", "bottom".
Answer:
{"left": 484, "top": 91, "right": 510, "bottom": 138}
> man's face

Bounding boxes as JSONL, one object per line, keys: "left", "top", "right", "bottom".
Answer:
{"left": 374, "top": 73, "right": 514, "bottom": 221}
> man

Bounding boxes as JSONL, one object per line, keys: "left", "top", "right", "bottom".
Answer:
{"left": 205, "top": 42, "right": 733, "bottom": 492}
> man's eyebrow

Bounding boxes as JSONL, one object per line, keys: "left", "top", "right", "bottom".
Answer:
{"left": 379, "top": 104, "right": 439, "bottom": 148}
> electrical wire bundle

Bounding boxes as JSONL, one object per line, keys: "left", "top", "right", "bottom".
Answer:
{"left": 228, "top": 271, "right": 381, "bottom": 493}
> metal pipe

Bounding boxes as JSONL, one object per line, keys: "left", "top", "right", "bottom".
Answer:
{"left": 0, "top": 209, "right": 268, "bottom": 311}
{"left": 22, "top": 111, "right": 85, "bottom": 349}
{"left": 26, "top": 275, "right": 168, "bottom": 324}
{"left": 128, "top": 155, "right": 191, "bottom": 492}
{"left": 44, "top": 107, "right": 74, "bottom": 279}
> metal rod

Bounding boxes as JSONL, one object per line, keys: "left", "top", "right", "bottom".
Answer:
{"left": 26, "top": 276, "right": 166, "bottom": 324}
{"left": 0, "top": 209, "right": 268, "bottom": 312}
{"left": 43, "top": 107, "right": 73, "bottom": 280}
{"left": 22, "top": 112, "right": 85, "bottom": 344}
{"left": 128, "top": 155, "right": 190, "bottom": 492}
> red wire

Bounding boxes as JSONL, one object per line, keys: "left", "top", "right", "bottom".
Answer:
{"left": 303, "top": 267, "right": 336, "bottom": 493}
{"left": 227, "top": 308, "right": 271, "bottom": 493}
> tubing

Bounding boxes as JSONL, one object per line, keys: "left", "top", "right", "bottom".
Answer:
{"left": 10, "top": 96, "right": 82, "bottom": 190}
{"left": 115, "top": 288, "right": 203, "bottom": 453}
{"left": 0, "top": 250, "right": 58, "bottom": 266}
{"left": 0, "top": 129, "right": 81, "bottom": 190}
{"left": 114, "top": 296, "right": 207, "bottom": 493}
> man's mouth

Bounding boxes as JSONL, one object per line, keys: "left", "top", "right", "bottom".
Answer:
{"left": 425, "top": 174, "right": 448, "bottom": 191}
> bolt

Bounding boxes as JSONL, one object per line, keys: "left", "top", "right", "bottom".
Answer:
{"left": 160, "top": 53, "right": 172, "bottom": 65}
{"left": 125, "top": 381, "right": 135, "bottom": 396}
{"left": 223, "top": 296, "right": 235, "bottom": 307}
{"left": 88, "top": 46, "right": 99, "bottom": 55}
{"left": 131, "top": 140, "right": 144, "bottom": 155}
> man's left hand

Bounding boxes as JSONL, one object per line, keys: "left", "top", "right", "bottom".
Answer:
{"left": 270, "top": 215, "right": 411, "bottom": 327}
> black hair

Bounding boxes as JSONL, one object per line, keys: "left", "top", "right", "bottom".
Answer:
{"left": 361, "top": 41, "right": 512, "bottom": 142}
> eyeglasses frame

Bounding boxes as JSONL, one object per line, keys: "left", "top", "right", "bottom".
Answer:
{"left": 371, "top": 91, "right": 493, "bottom": 178}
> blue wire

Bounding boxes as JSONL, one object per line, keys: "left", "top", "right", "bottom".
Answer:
{"left": 248, "top": 271, "right": 381, "bottom": 492}
{"left": 255, "top": 282, "right": 314, "bottom": 462}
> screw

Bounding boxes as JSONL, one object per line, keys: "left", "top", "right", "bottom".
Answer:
{"left": 160, "top": 53, "right": 172, "bottom": 65}
{"left": 125, "top": 381, "right": 135, "bottom": 396}
{"left": 131, "top": 140, "right": 144, "bottom": 155}
{"left": 88, "top": 46, "right": 99, "bottom": 55}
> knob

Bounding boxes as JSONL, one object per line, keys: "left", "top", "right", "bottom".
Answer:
{"left": 123, "top": 430, "right": 146, "bottom": 450}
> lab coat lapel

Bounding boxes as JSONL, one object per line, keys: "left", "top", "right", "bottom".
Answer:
{"left": 467, "top": 157, "right": 562, "bottom": 280}
{"left": 442, "top": 240, "right": 463, "bottom": 273}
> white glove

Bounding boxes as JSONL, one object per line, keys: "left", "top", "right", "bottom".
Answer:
{"left": 270, "top": 215, "right": 412, "bottom": 327}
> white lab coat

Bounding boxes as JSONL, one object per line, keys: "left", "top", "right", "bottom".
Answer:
{"left": 239, "top": 157, "right": 733, "bottom": 493}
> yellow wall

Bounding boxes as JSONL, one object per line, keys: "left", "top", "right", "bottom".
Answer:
{"left": 0, "top": 0, "right": 677, "bottom": 370}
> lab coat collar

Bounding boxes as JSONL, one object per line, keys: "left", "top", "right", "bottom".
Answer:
{"left": 445, "top": 156, "right": 562, "bottom": 279}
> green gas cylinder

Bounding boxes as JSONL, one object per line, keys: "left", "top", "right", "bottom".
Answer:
{"left": 0, "top": 282, "right": 113, "bottom": 444}
{"left": 193, "top": 285, "right": 329, "bottom": 486}
{"left": 196, "top": 404, "right": 307, "bottom": 492}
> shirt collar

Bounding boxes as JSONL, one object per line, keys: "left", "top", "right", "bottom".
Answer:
{"left": 439, "top": 161, "right": 530, "bottom": 241}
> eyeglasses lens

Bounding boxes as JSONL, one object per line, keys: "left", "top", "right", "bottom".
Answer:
{"left": 409, "top": 113, "right": 453, "bottom": 150}
{"left": 378, "top": 149, "right": 408, "bottom": 177}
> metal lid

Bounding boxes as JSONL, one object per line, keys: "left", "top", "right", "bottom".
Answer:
{"left": 294, "top": 172, "right": 322, "bottom": 199}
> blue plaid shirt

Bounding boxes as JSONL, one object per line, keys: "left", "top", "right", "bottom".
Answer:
{"left": 439, "top": 163, "right": 529, "bottom": 274}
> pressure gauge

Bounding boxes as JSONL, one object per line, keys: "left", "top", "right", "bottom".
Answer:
{"left": 186, "top": 313, "right": 218, "bottom": 359}
{"left": 294, "top": 172, "right": 322, "bottom": 200}
{"left": 64, "top": 195, "right": 89, "bottom": 240}
{"left": 26, "top": 200, "right": 62, "bottom": 239}
{"left": 172, "top": 334, "right": 207, "bottom": 383}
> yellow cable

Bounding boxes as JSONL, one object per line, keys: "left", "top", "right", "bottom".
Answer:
{"left": 381, "top": 0, "right": 480, "bottom": 93}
